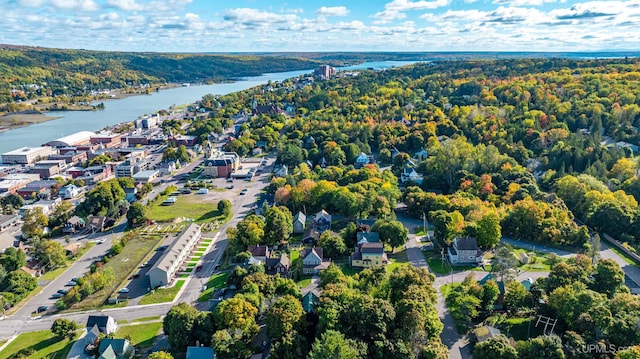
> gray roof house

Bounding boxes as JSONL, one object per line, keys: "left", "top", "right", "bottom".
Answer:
{"left": 293, "top": 211, "right": 306, "bottom": 234}
{"left": 147, "top": 224, "right": 201, "bottom": 288}
{"left": 86, "top": 315, "right": 118, "bottom": 335}
{"left": 448, "top": 237, "right": 482, "bottom": 265}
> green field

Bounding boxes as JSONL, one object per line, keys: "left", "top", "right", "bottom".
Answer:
{"left": 0, "top": 330, "right": 75, "bottom": 359}
{"left": 198, "top": 272, "right": 230, "bottom": 302}
{"left": 296, "top": 278, "right": 312, "bottom": 288}
{"left": 139, "top": 280, "right": 185, "bottom": 305}
{"left": 69, "top": 233, "right": 163, "bottom": 310}
{"left": 147, "top": 194, "right": 224, "bottom": 223}
{"left": 115, "top": 322, "right": 163, "bottom": 348}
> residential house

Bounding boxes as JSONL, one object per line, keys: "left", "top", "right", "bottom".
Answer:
{"left": 400, "top": 159, "right": 423, "bottom": 184}
{"left": 313, "top": 210, "right": 332, "bottom": 234}
{"left": 300, "top": 247, "right": 331, "bottom": 275}
{"left": 448, "top": 237, "right": 482, "bottom": 265}
{"left": 64, "top": 216, "right": 86, "bottom": 234}
{"left": 472, "top": 326, "right": 502, "bottom": 343}
{"left": 158, "top": 160, "right": 179, "bottom": 176}
{"left": 87, "top": 215, "right": 107, "bottom": 233}
{"left": 59, "top": 184, "right": 80, "bottom": 199}
{"left": 123, "top": 187, "right": 137, "bottom": 203}
{"left": 187, "top": 346, "right": 215, "bottom": 359}
{"left": 98, "top": 338, "right": 135, "bottom": 359}
{"left": 274, "top": 164, "right": 288, "bottom": 178}
{"left": 414, "top": 148, "right": 429, "bottom": 161}
{"left": 301, "top": 288, "right": 322, "bottom": 313}
{"left": 247, "top": 245, "right": 270, "bottom": 264}
{"left": 84, "top": 323, "right": 102, "bottom": 346}
{"left": 266, "top": 253, "right": 291, "bottom": 277}
{"left": 354, "top": 152, "right": 371, "bottom": 169}
{"left": 350, "top": 232, "right": 388, "bottom": 268}
{"left": 86, "top": 315, "right": 118, "bottom": 335}
{"left": 293, "top": 211, "right": 306, "bottom": 234}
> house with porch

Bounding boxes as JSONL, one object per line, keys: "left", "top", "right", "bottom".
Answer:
{"left": 63, "top": 216, "right": 86, "bottom": 234}
{"left": 266, "top": 253, "right": 291, "bottom": 277}
{"left": 300, "top": 247, "right": 331, "bottom": 275}
{"left": 350, "top": 232, "right": 388, "bottom": 268}
{"left": 312, "top": 209, "right": 332, "bottom": 234}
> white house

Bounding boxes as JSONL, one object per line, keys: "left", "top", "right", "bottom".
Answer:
{"left": 275, "top": 165, "right": 288, "bottom": 177}
{"left": 301, "top": 247, "right": 330, "bottom": 275}
{"left": 448, "top": 237, "right": 482, "bottom": 265}
{"left": 59, "top": 184, "right": 80, "bottom": 199}
{"left": 293, "top": 211, "right": 306, "bottom": 234}
{"left": 354, "top": 152, "right": 371, "bottom": 169}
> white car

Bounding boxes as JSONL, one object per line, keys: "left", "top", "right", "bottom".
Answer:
{"left": 118, "top": 288, "right": 130, "bottom": 293}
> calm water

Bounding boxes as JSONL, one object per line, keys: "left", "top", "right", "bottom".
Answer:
{"left": 0, "top": 61, "right": 419, "bottom": 155}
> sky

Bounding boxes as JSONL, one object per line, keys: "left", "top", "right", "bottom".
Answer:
{"left": 1, "top": 0, "right": 639, "bottom": 52}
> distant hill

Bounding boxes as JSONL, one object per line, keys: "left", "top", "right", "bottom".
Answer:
{"left": 0, "top": 45, "right": 323, "bottom": 104}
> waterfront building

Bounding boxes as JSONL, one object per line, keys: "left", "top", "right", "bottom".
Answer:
{"left": 2, "top": 146, "right": 57, "bottom": 165}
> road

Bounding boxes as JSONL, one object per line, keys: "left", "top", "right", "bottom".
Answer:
{"left": 0, "top": 155, "right": 275, "bottom": 340}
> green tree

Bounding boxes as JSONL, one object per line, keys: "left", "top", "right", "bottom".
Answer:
{"left": 0, "top": 193, "right": 24, "bottom": 209}
{"left": 21, "top": 207, "right": 48, "bottom": 239}
{"left": 265, "top": 295, "right": 305, "bottom": 339}
{"left": 372, "top": 219, "right": 408, "bottom": 251}
{"left": 218, "top": 199, "right": 232, "bottom": 217}
{"left": 232, "top": 214, "right": 265, "bottom": 247}
{"left": 30, "top": 238, "right": 66, "bottom": 270}
{"left": 476, "top": 212, "right": 501, "bottom": 248}
{"left": 214, "top": 297, "right": 259, "bottom": 333}
{"left": 50, "top": 318, "right": 78, "bottom": 338}
{"left": 264, "top": 206, "right": 293, "bottom": 246}
{"left": 6, "top": 270, "right": 37, "bottom": 295}
{"left": 308, "top": 330, "right": 366, "bottom": 359}
{"left": 473, "top": 335, "right": 517, "bottom": 359}
{"left": 591, "top": 258, "right": 626, "bottom": 298}
{"left": 482, "top": 280, "right": 500, "bottom": 312}
{"left": 126, "top": 202, "right": 146, "bottom": 227}
{"left": 491, "top": 245, "right": 518, "bottom": 281}
{"left": 517, "top": 335, "right": 565, "bottom": 359}
{"left": 319, "top": 231, "right": 347, "bottom": 258}
{"left": 147, "top": 352, "right": 174, "bottom": 359}
{"left": 422, "top": 337, "right": 449, "bottom": 359}
{"left": 0, "top": 247, "right": 26, "bottom": 272}
{"left": 212, "top": 329, "right": 253, "bottom": 359}
{"left": 163, "top": 302, "right": 200, "bottom": 350}
{"left": 505, "top": 281, "right": 528, "bottom": 311}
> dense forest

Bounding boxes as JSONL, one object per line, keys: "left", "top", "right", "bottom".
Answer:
{"left": 0, "top": 45, "right": 325, "bottom": 105}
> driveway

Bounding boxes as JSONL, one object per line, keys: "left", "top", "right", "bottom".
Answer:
{"left": 66, "top": 331, "right": 92, "bottom": 359}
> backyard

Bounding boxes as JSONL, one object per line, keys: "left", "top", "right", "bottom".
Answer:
{"left": 138, "top": 280, "right": 185, "bottom": 305}
{"left": 115, "top": 321, "right": 163, "bottom": 349}
{"left": 198, "top": 271, "right": 230, "bottom": 302}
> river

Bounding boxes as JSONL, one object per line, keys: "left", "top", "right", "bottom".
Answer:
{"left": 0, "top": 61, "right": 419, "bottom": 155}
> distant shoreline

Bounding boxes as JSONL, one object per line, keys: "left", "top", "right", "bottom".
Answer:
{"left": 0, "top": 111, "right": 61, "bottom": 132}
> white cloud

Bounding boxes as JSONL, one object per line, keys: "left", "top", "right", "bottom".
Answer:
{"left": 223, "top": 8, "right": 298, "bottom": 27}
{"left": 315, "top": 6, "right": 350, "bottom": 17}
{"left": 492, "top": 0, "right": 557, "bottom": 6}
{"left": 17, "top": 0, "right": 42, "bottom": 7}
{"left": 106, "top": 0, "right": 143, "bottom": 11}
{"left": 373, "top": 0, "right": 450, "bottom": 23}
{"left": 50, "top": 0, "right": 100, "bottom": 11}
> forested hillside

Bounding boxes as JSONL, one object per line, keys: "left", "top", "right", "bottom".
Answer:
{"left": 0, "top": 45, "right": 322, "bottom": 104}
{"left": 201, "top": 57, "right": 639, "bottom": 247}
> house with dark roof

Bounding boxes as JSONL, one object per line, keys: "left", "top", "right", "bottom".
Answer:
{"left": 293, "top": 211, "right": 306, "bottom": 234}
{"left": 84, "top": 323, "right": 102, "bottom": 346}
{"left": 266, "top": 253, "right": 291, "bottom": 277}
{"left": 63, "top": 216, "right": 86, "bottom": 234}
{"left": 87, "top": 215, "right": 107, "bottom": 233}
{"left": 247, "top": 245, "right": 270, "bottom": 264}
{"left": 98, "top": 338, "right": 134, "bottom": 359}
{"left": 448, "top": 237, "right": 482, "bottom": 265}
{"left": 313, "top": 210, "right": 331, "bottom": 234}
{"left": 0, "top": 214, "right": 18, "bottom": 232}
{"left": 350, "top": 232, "right": 388, "bottom": 268}
{"left": 300, "top": 247, "right": 331, "bottom": 275}
{"left": 86, "top": 315, "right": 118, "bottom": 335}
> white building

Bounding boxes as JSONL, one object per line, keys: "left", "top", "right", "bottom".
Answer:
{"left": 2, "top": 147, "right": 57, "bottom": 165}
{"left": 147, "top": 224, "right": 201, "bottom": 288}
{"left": 46, "top": 131, "right": 95, "bottom": 147}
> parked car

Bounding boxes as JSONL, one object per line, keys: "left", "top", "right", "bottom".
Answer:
{"left": 50, "top": 293, "right": 63, "bottom": 299}
{"left": 226, "top": 185, "right": 234, "bottom": 189}
{"left": 196, "top": 265, "right": 203, "bottom": 272}
{"left": 65, "top": 281, "right": 76, "bottom": 287}
{"left": 57, "top": 289, "right": 69, "bottom": 295}
{"left": 36, "top": 305, "right": 48, "bottom": 313}
{"left": 119, "top": 288, "right": 130, "bottom": 293}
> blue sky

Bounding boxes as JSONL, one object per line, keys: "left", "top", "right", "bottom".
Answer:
{"left": 1, "top": 0, "right": 639, "bottom": 52}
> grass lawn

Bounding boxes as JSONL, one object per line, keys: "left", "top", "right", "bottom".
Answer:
{"left": 424, "top": 251, "right": 451, "bottom": 274}
{"left": 296, "top": 277, "right": 312, "bottom": 288}
{"left": 69, "top": 233, "right": 163, "bottom": 310}
{"left": 387, "top": 251, "right": 409, "bottom": 272}
{"left": 608, "top": 245, "right": 640, "bottom": 267}
{"left": 0, "top": 329, "right": 75, "bottom": 359}
{"left": 147, "top": 194, "right": 225, "bottom": 223}
{"left": 139, "top": 280, "right": 185, "bottom": 305}
{"left": 198, "top": 272, "right": 230, "bottom": 302}
{"left": 115, "top": 322, "right": 163, "bottom": 349}
{"left": 487, "top": 315, "right": 543, "bottom": 341}
{"left": 202, "top": 239, "right": 213, "bottom": 244}
{"left": 337, "top": 261, "right": 361, "bottom": 276}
